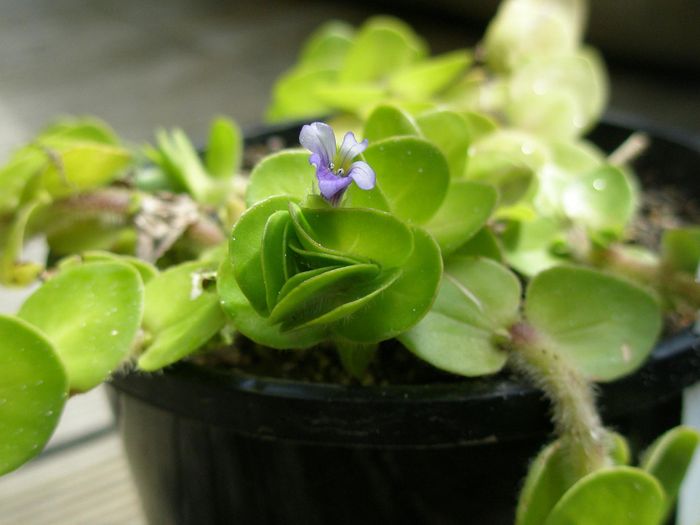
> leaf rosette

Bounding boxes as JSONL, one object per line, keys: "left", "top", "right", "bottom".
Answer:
{"left": 219, "top": 195, "right": 442, "bottom": 348}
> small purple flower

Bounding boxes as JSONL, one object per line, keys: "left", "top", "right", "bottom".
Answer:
{"left": 300, "top": 122, "right": 376, "bottom": 206}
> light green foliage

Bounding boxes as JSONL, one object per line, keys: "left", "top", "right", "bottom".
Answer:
{"left": 543, "top": 467, "right": 665, "bottom": 525}
{"left": 246, "top": 150, "right": 315, "bottom": 206}
{"left": 399, "top": 257, "right": 519, "bottom": 376}
{"left": 453, "top": 227, "right": 503, "bottom": 261}
{"left": 267, "top": 17, "right": 470, "bottom": 122}
{"left": 221, "top": 196, "right": 441, "bottom": 347}
{"left": 506, "top": 50, "right": 608, "bottom": 138}
{"left": 363, "top": 105, "right": 420, "bottom": 142}
{"left": 58, "top": 251, "right": 158, "bottom": 283}
{"left": 524, "top": 266, "right": 661, "bottom": 381}
{"left": 138, "top": 260, "right": 226, "bottom": 371}
{"left": 360, "top": 136, "right": 449, "bottom": 223}
{"left": 516, "top": 433, "right": 632, "bottom": 525}
{"left": 142, "top": 117, "right": 240, "bottom": 205}
{"left": 424, "top": 181, "right": 498, "bottom": 256}
{"left": 662, "top": 227, "right": 700, "bottom": 275}
{"left": 0, "top": 316, "right": 67, "bottom": 475}
{"left": 561, "top": 164, "right": 637, "bottom": 238}
{"left": 18, "top": 262, "right": 144, "bottom": 392}
{"left": 205, "top": 117, "right": 243, "bottom": 179}
{"left": 501, "top": 217, "right": 566, "bottom": 276}
{"left": 641, "top": 426, "right": 700, "bottom": 518}
{"left": 483, "top": 0, "right": 586, "bottom": 73}
{"left": 388, "top": 50, "right": 472, "bottom": 100}
{"left": 416, "top": 110, "right": 473, "bottom": 178}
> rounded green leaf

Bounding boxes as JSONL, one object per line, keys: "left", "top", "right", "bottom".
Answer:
{"left": 525, "top": 266, "right": 662, "bottom": 381}
{"left": 298, "top": 21, "right": 355, "bottom": 70}
{"left": 339, "top": 16, "right": 426, "bottom": 83}
{"left": 453, "top": 227, "right": 503, "bottom": 261}
{"left": 299, "top": 206, "right": 415, "bottom": 268}
{"left": 18, "top": 262, "right": 144, "bottom": 392}
{"left": 336, "top": 226, "right": 442, "bottom": 343}
{"left": 363, "top": 136, "right": 450, "bottom": 224}
{"left": 399, "top": 256, "right": 519, "bottom": 376}
{"left": 138, "top": 260, "right": 225, "bottom": 371}
{"left": 516, "top": 440, "right": 578, "bottom": 525}
{"left": 416, "top": 110, "right": 473, "bottom": 179}
{"left": 388, "top": 49, "right": 472, "bottom": 99}
{"left": 246, "top": 150, "right": 314, "bottom": 207}
{"left": 0, "top": 315, "right": 67, "bottom": 475}
{"left": 544, "top": 467, "right": 665, "bottom": 525}
{"left": 266, "top": 68, "right": 336, "bottom": 123}
{"left": 59, "top": 251, "right": 158, "bottom": 284}
{"left": 230, "top": 196, "right": 294, "bottom": 316}
{"left": 501, "top": 218, "right": 566, "bottom": 276}
{"left": 662, "top": 227, "right": 700, "bottom": 275}
{"left": 217, "top": 257, "right": 325, "bottom": 349}
{"left": 424, "top": 180, "right": 497, "bottom": 256}
{"left": 40, "top": 143, "right": 131, "bottom": 198}
{"left": 205, "top": 116, "right": 242, "bottom": 179}
{"left": 507, "top": 52, "right": 607, "bottom": 138}
{"left": 363, "top": 104, "right": 420, "bottom": 142}
{"left": 641, "top": 426, "right": 700, "bottom": 517}
{"left": 314, "top": 83, "right": 387, "bottom": 114}
{"left": 562, "top": 164, "right": 637, "bottom": 237}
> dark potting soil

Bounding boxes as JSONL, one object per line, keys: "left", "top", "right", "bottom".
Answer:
{"left": 194, "top": 133, "right": 699, "bottom": 385}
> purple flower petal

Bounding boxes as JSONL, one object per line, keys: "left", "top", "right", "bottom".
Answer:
{"left": 347, "top": 161, "right": 376, "bottom": 190}
{"left": 316, "top": 164, "right": 353, "bottom": 205}
{"left": 337, "top": 132, "right": 368, "bottom": 169}
{"left": 299, "top": 123, "right": 336, "bottom": 167}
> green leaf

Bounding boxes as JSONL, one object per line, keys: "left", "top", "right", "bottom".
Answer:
{"left": 424, "top": 180, "right": 497, "bottom": 256}
{"left": 217, "top": 257, "right": 325, "bottom": 349}
{"left": 662, "top": 227, "right": 700, "bottom": 275}
{"left": 297, "top": 205, "right": 415, "bottom": 268}
{"left": 389, "top": 50, "right": 472, "bottom": 99}
{"left": 205, "top": 117, "right": 242, "bottom": 179}
{"left": 465, "top": 130, "right": 545, "bottom": 205}
{"left": 0, "top": 149, "right": 49, "bottom": 215}
{"left": 336, "top": 341, "right": 377, "bottom": 380}
{"left": 230, "top": 196, "right": 294, "bottom": 316}
{"left": 0, "top": 315, "right": 67, "bottom": 475}
{"left": 501, "top": 218, "right": 566, "bottom": 276}
{"left": 641, "top": 426, "right": 700, "bottom": 518}
{"left": 298, "top": 21, "right": 355, "bottom": 70}
{"left": 516, "top": 440, "right": 578, "bottom": 525}
{"left": 314, "top": 83, "right": 387, "bottom": 115}
{"left": 453, "top": 227, "right": 503, "bottom": 261}
{"left": 261, "top": 211, "right": 292, "bottom": 312}
{"left": 36, "top": 117, "right": 120, "bottom": 146}
{"left": 362, "top": 136, "right": 450, "bottom": 223}
{"left": 152, "top": 128, "right": 214, "bottom": 203}
{"left": 544, "top": 467, "right": 665, "bottom": 525}
{"left": 138, "top": 260, "right": 225, "bottom": 371}
{"left": 266, "top": 68, "right": 336, "bottom": 123}
{"left": 525, "top": 266, "right": 662, "bottom": 381}
{"left": 336, "top": 226, "right": 442, "bottom": 343}
{"left": 339, "top": 16, "right": 426, "bottom": 83}
{"left": 562, "top": 164, "right": 637, "bottom": 238}
{"left": 18, "top": 262, "right": 144, "bottom": 392}
{"left": 39, "top": 144, "right": 131, "bottom": 199}
{"left": 363, "top": 104, "right": 420, "bottom": 142}
{"left": 507, "top": 51, "right": 608, "bottom": 138}
{"left": 416, "top": 110, "right": 473, "bottom": 179}
{"left": 269, "top": 264, "right": 381, "bottom": 329}
{"left": 483, "top": 0, "right": 585, "bottom": 73}
{"left": 399, "top": 256, "right": 519, "bottom": 376}
{"left": 246, "top": 150, "right": 315, "bottom": 206}
{"left": 58, "top": 251, "right": 158, "bottom": 284}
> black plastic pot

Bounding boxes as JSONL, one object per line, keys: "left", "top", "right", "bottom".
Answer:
{"left": 109, "top": 119, "right": 700, "bottom": 525}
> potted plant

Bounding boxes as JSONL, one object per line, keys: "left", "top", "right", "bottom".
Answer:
{"left": 1, "top": 0, "right": 699, "bottom": 523}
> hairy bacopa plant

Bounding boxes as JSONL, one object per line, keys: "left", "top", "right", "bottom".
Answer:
{"left": 0, "top": 0, "right": 698, "bottom": 523}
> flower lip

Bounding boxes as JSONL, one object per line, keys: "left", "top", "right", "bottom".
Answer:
{"left": 300, "top": 122, "right": 376, "bottom": 206}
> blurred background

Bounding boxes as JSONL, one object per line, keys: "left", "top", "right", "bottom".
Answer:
{"left": 0, "top": 0, "right": 698, "bottom": 523}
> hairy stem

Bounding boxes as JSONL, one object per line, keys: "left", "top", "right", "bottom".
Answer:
{"left": 509, "top": 322, "right": 610, "bottom": 478}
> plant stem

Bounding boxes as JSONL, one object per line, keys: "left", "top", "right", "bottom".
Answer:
{"left": 508, "top": 322, "right": 610, "bottom": 478}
